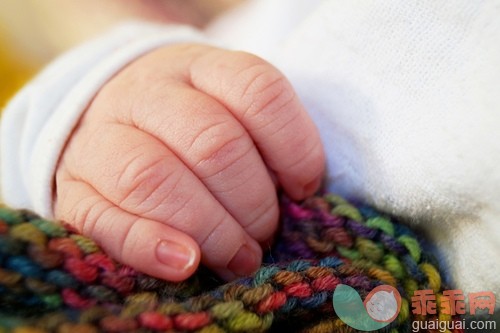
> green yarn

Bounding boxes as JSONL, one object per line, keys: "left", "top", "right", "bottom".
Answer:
{"left": 356, "top": 238, "right": 384, "bottom": 262}
{"left": 330, "top": 203, "right": 363, "bottom": 222}
{"left": 39, "top": 294, "right": 63, "bottom": 308}
{"left": 398, "top": 235, "right": 422, "bottom": 262}
{"left": 210, "top": 301, "right": 245, "bottom": 319}
{"left": 225, "top": 310, "right": 272, "bottom": 331}
{"left": 336, "top": 246, "right": 361, "bottom": 260}
{"left": 30, "top": 219, "right": 68, "bottom": 238}
{"left": 383, "top": 254, "right": 406, "bottom": 279}
{"left": 0, "top": 207, "right": 23, "bottom": 225}
{"left": 366, "top": 216, "right": 394, "bottom": 236}
{"left": 69, "top": 235, "right": 99, "bottom": 254}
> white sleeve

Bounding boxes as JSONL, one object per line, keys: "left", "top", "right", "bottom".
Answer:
{"left": 0, "top": 22, "right": 206, "bottom": 218}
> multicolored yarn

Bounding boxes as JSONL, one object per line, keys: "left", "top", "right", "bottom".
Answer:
{"left": 0, "top": 194, "right": 462, "bottom": 332}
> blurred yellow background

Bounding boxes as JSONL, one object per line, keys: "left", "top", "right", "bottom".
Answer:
{"left": 0, "top": 25, "right": 36, "bottom": 108}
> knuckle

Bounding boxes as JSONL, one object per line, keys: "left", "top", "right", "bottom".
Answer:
{"left": 56, "top": 191, "right": 109, "bottom": 239}
{"left": 118, "top": 221, "right": 141, "bottom": 263}
{"left": 77, "top": 203, "right": 113, "bottom": 239}
{"left": 191, "top": 123, "right": 252, "bottom": 179}
{"left": 114, "top": 155, "right": 181, "bottom": 215}
{"left": 290, "top": 140, "right": 325, "bottom": 175}
{"left": 197, "top": 212, "right": 228, "bottom": 250}
{"left": 244, "top": 196, "right": 279, "bottom": 241}
{"left": 237, "top": 60, "right": 295, "bottom": 121}
{"left": 280, "top": 142, "right": 325, "bottom": 189}
{"left": 196, "top": 211, "right": 247, "bottom": 268}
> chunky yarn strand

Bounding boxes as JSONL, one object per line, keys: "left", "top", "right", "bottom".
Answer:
{"left": 0, "top": 194, "right": 462, "bottom": 332}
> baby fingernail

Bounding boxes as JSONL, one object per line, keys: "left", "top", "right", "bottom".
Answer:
{"left": 228, "top": 244, "right": 259, "bottom": 277}
{"left": 156, "top": 239, "right": 196, "bottom": 271}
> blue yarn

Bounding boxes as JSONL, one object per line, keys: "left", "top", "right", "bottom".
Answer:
{"left": 401, "top": 255, "right": 425, "bottom": 281}
{"left": 357, "top": 205, "right": 380, "bottom": 219}
{"left": 318, "top": 256, "right": 343, "bottom": 268}
{"left": 253, "top": 266, "right": 280, "bottom": 286}
{"left": 286, "top": 260, "right": 311, "bottom": 272}
{"left": 45, "top": 270, "right": 79, "bottom": 288}
{"left": 6, "top": 256, "right": 44, "bottom": 279}
{"left": 300, "top": 291, "right": 328, "bottom": 309}
{"left": 280, "top": 297, "right": 298, "bottom": 313}
{"left": 394, "top": 223, "right": 413, "bottom": 237}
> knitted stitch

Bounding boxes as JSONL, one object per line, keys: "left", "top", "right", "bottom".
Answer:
{"left": 0, "top": 194, "right": 462, "bottom": 332}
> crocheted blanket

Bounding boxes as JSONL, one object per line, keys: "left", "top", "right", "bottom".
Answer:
{"left": 0, "top": 193, "right": 461, "bottom": 332}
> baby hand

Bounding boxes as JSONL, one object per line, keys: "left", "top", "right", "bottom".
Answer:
{"left": 54, "top": 44, "right": 324, "bottom": 281}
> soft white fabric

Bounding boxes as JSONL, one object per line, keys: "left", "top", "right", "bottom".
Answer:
{"left": 1, "top": 0, "right": 499, "bottom": 302}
